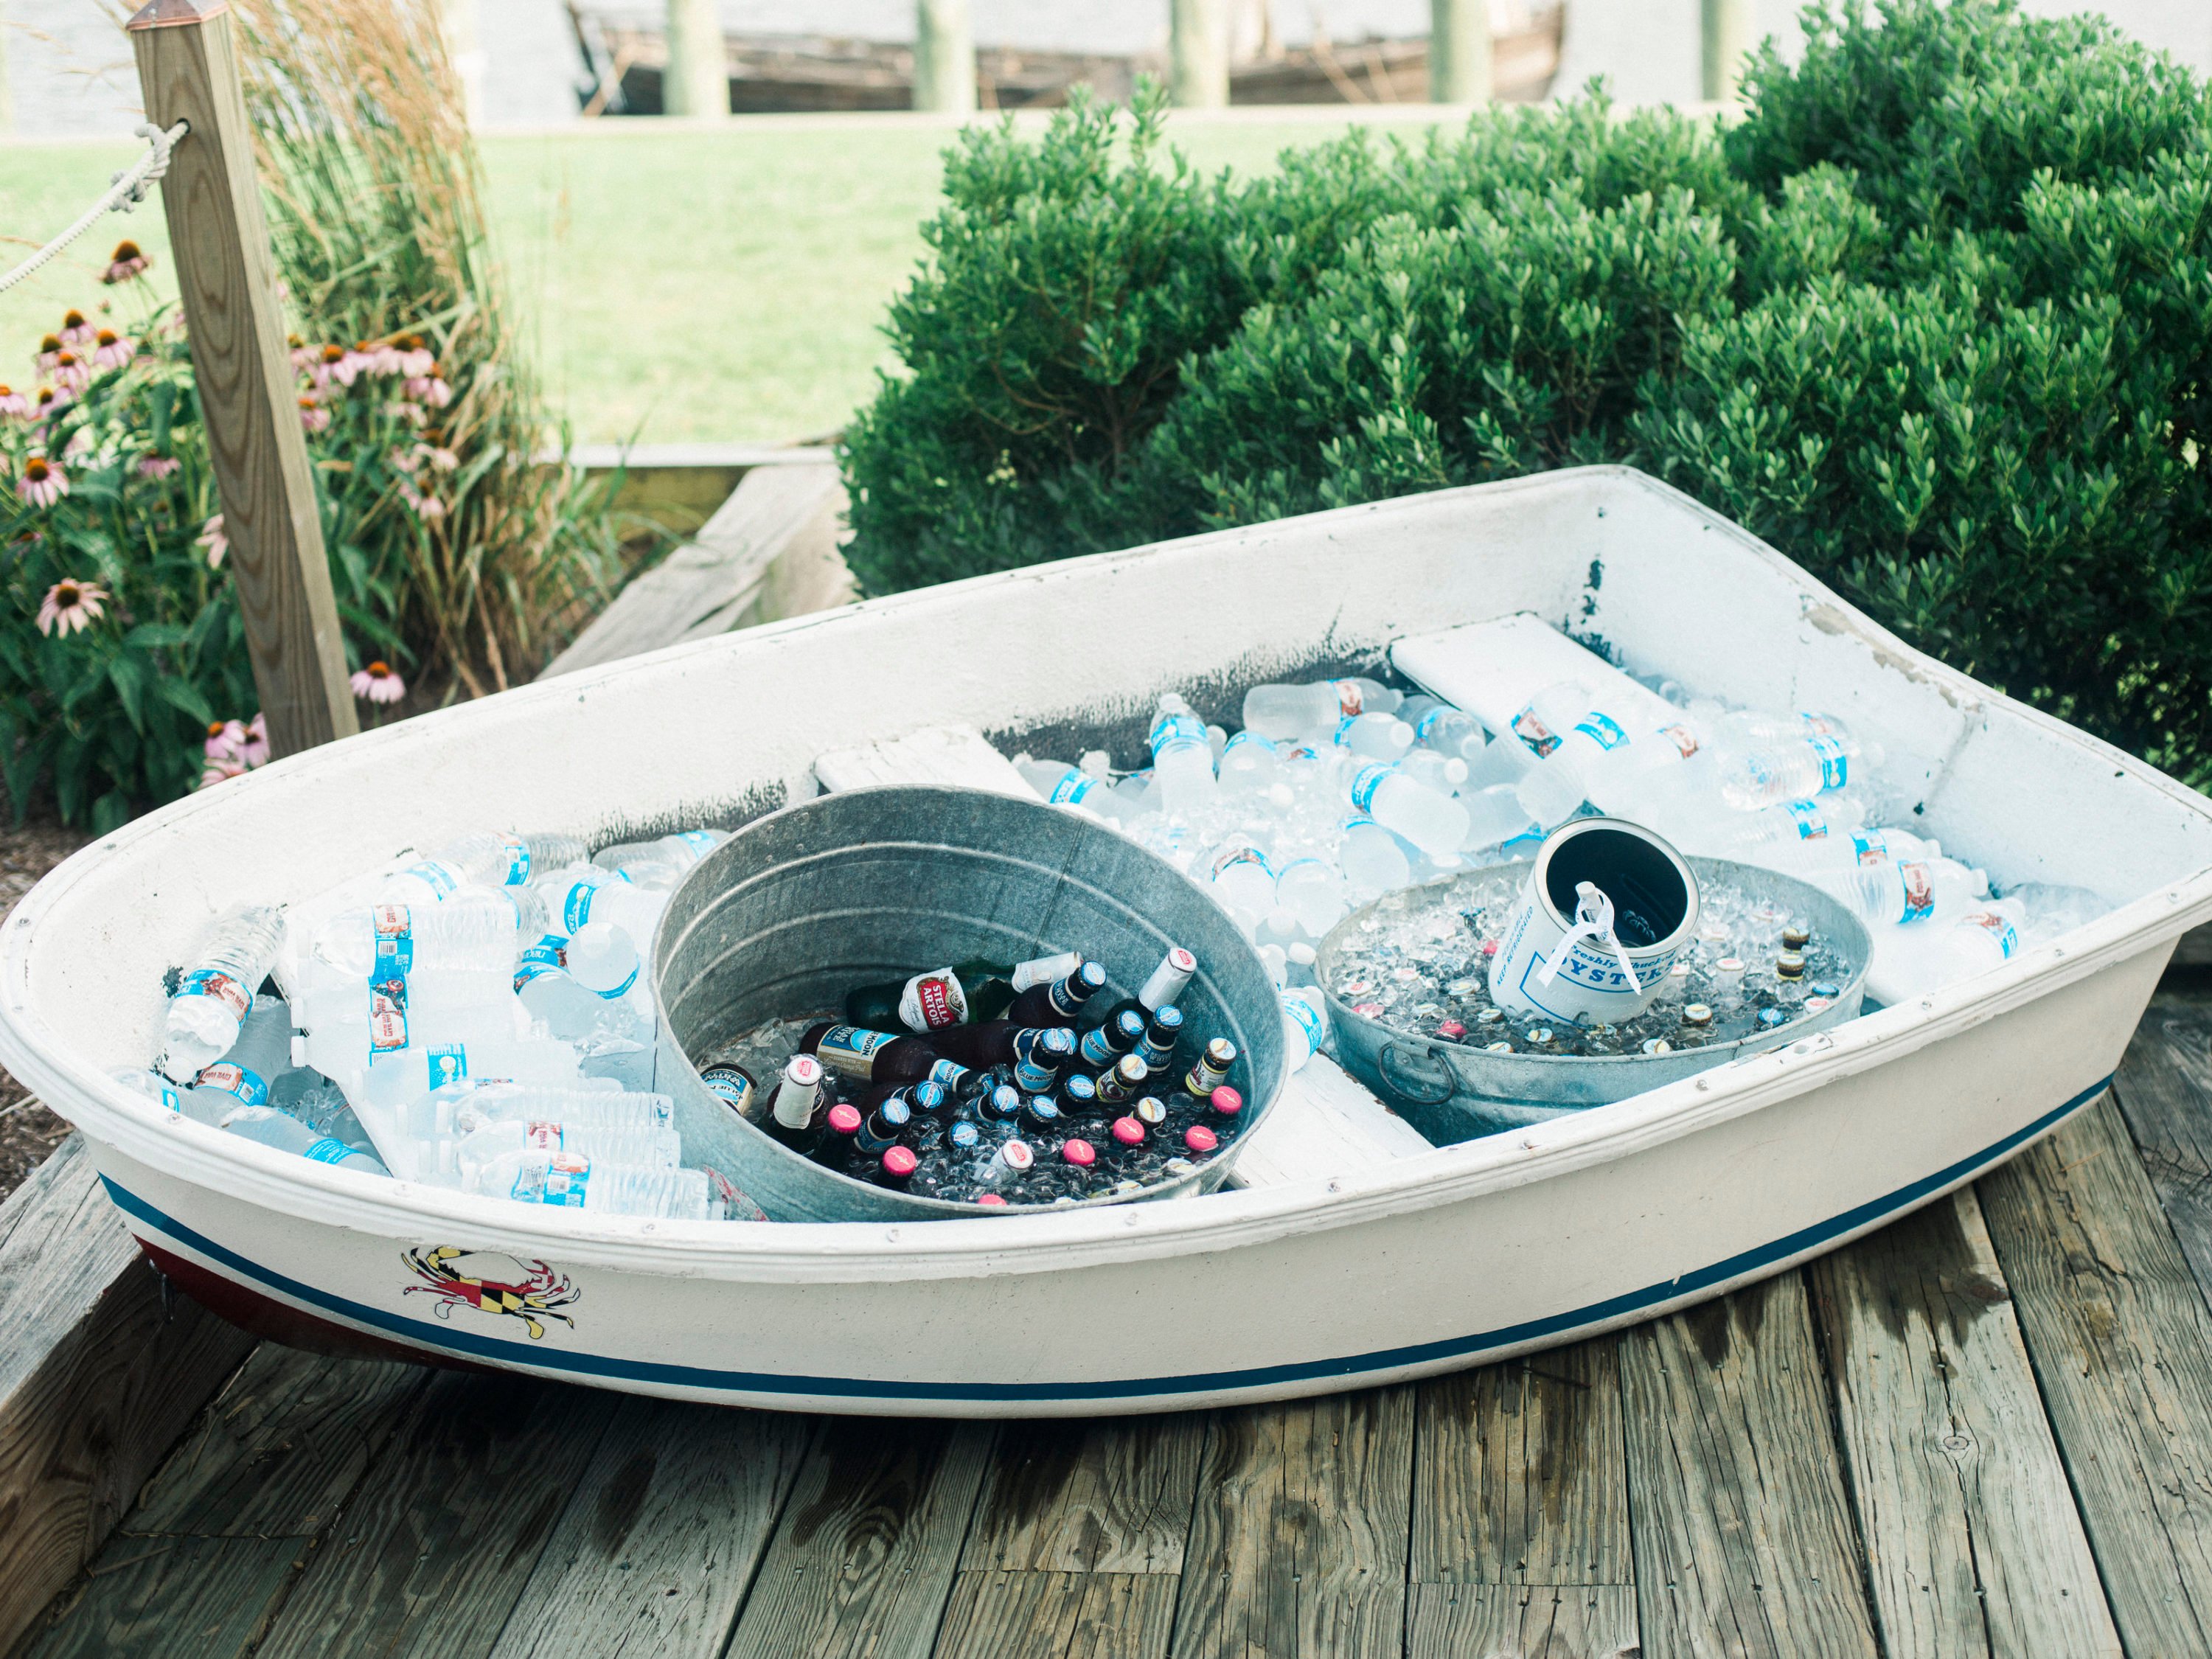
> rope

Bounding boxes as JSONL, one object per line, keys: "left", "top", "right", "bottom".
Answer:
{"left": 0, "top": 122, "right": 190, "bottom": 295}
{"left": 1535, "top": 880, "right": 1644, "bottom": 994}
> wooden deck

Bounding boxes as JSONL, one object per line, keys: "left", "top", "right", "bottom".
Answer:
{"left": 18, "top": 975, "right": 2212, "bottom": 1658}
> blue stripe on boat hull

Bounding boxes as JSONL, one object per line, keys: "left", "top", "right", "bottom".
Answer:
{"left": 100, "top": 1074, "right": 2112, "bottom": 1403}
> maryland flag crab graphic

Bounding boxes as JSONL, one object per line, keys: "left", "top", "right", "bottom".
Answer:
{"left": 402, "top": 1245, "right": 581, "bottom": 1339}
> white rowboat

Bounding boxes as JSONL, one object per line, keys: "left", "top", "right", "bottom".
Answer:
{"left": 1, "top": 465, "right": 2203, "bottom": 1416}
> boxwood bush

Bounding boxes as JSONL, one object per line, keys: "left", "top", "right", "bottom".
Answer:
{"left": 843, "top": 0, "right": 2212, "bottom": 782}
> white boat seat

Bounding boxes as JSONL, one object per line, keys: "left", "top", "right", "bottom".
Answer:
{"left": 813, "top": 723, "right": 1036, "bottom": 799}
{"left": 1226, "top": 1053, "right": 1434, "bottom": 1189}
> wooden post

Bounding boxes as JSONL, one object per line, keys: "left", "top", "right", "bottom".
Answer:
{"left": 664, "top": 0, "right": 728, "bottom": 118}
{"left": 128, "top": 0, "right": 358, "bottom": 759}
{"left": 1170, "top": 0, "right": 1228, "bottom": 108}
{"left": 1701, "top": 0, "right": 1753, "bottom": 102}
{"left": 1428, "top": 0, "right": 1492, "bottom": 103}
{"left": 912, "top": 0, "right": 975, "bottom": 114}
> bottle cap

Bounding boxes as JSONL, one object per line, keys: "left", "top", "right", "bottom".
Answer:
{"left": 1150, "top": 1005, "right": 1184, "bottom": 1036}
{"left": 785, "top": 1054, "right": 822, "bottom": 1086}
{"left": 1062, "top": 1074, "right": 1098, "bottom": 1105}
{"left": 1782, "top": 925, "right": 1812, "bottom": 948}
{"left": 1208, "top": 1086, "right": 1243, "bottom": 1117}
{"left": 948, "top": 1121, "right": 981, "bottom": 1150}
{"left": 1025, "top": 1096, "right": 1060, "bottom": 1124}
{"left": 1061, "top": 1138, "right": 1096, "bottom": 1167}
{"left": 1039, "top": 1027, "right": 1076, "bottom": 1059}
{"left": 1133, "top": 1096, "right": 1167, "bottom": 1127}
{"left": 1000, "top": 1138, "right": 1034, "bottom": 1171}
{"left": 1683, "top": 1003, "right": 1714, "bottom": 1026}
{"left": 1165, "top": 1156, "right": 1197, "bottom": 1177}
{"left": 990, "top": 1084, "right": 1022, "bottom": 1119}
{"left": 975, "top": 1192, "right": 1009, "bottom": 1208}
{"left": 1116, "top": 1055, "right": 1148, "bottom": 1083}
{"left": 827, "top": 1104, "right": 862, "bottom": 1134}
{"left": 880, "top": 1099, "right": 913, "bottom": 1127}
{"left": 1184, "top": 1124, "right": 1220, "bottom": 1155}
{"left": 1775, "top": 952, "right": 1806, "bottom": 978}
{"left": 1111, "top": 1116, "right": 1145, "bottom": 1147}
{"left": 881, "top": 1146, "right": 918, "bottom": 1178}
{"left": 909, "top": 1081, "right": 948, "bottom": 1111}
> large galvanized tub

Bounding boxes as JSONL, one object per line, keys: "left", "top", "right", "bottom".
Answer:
{"left": 657, "top": 785, "right": 1287, "bottom": 1219}
{"left": 0, "top": 465, "right": 2206, "bottom": 1416}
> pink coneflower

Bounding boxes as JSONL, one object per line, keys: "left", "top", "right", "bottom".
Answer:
{"left": 389, "top": 445, "right": 420, "bottom": 476}
{"left": 404, "top": 368, "right": 453, "bottom": 408}
{"left": 396, "top": 335, "right": 434, "bottom": 378}
{"left": 52, "top": 352, "right": 88, "bottom": 393}
{"left": 298, "top": 396, "right": 330, "bottom": 434}
{"left": 17, "top": 455, "right": 66, "bottom": 508}
{"left": 158, "top": 311, "right": 186, "bottom": 339}
{"left": 33, "top": 387, "right": 66, "bottom": 421}
{"left": 399, "top": 481, "right": 445, "bottom": 521}
{"left": 0, "top": 386, "right": 27, "bottom": 419}
{"left": 57, "top": 310, "right": 93, "bottom": 348}
{"left": 314, "top": 343, "right": 352, "bottom": 389}
{"left": 240, "top": 712, "right": 270, "bottom": 767}
{"left": 197, "top": 514, "right": 226, "bottom": 568}
{"left": 137, "top": 453, "right": 181, "bottom": 480}
{"left": 198, "top": 756, "right": 244, "bottom": 789}
{"left": 35, "top": 335, "right": 60, "bottom": 374}
{"left": 425, "top": 443, "right": 459, "bottom": 472}
{"left": 90, "top": 330, "right": 134, "bottom": 371}
{"left": 35, "top": 578, "right": 105, "bottom": 636}
{"left": 204, "top": 718, "right": 245, "bottom": 762}
{"left": 350, "top": 661, "right": 405, "bottom": 703}
{"left": 100, "top": 240, "right": 150, "bottom": 285}
{"left": 386, "top": 400, "right": 426, "bottom": 427}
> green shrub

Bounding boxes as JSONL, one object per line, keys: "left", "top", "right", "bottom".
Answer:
{"left": 843, "top": 0, "right": 2212, "bottom": 783}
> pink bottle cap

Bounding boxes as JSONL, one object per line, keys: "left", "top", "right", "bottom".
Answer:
{"left": 974, "top": 1192, "right": 1009, "bottom": 1207}
{"left": 1436, "top": 1020, "right": 1466, "bottom": 1038}
{"left": 1061, "top": 1138, "right": 1097, "bottom": 1168}
{"left": 1169, "top": 946, "right": 1197, "bottom": 973}
{"left": 1208, "top": 1086, "right": 1243, "bottom": 1118}
{"left": 881, "top": 1146, "right": 918, "bottom": 1177}
{"left": 1110, "top": 1116, "right": 1145, "bottom": 1147}
{"left": 827, "top": 1104, "right": 862, "bottom": 1134}
{"left": 1184, "top": 1124, "right": 1219, "bottom": 1154}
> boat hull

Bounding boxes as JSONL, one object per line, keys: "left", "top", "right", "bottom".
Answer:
{"left": 3, "top": 465, "right": 2205, "bottom": 1415}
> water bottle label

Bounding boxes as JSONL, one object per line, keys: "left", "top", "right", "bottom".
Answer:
{"left": 178, "top": 967, "right": 251, "bottom": 1024}
{"left": 676, "top": 830, "right": 719, "bottom": 853}
{"left": 1278, "top": 857, "right": 1330, "bottom": 881}
{"left": 1413, "top": 708, "right": 1445, "bottom": 742}
{"left": 1962, "top": 911, "right": 2020, "bottom": 958}
{"left": 1148, "top": 709, "right": 1206, "bottom": 754}
{"left": 899, "top": 970, "right": 967, "bottom": 1031}
{"left": 372, "top": 905, "right": 414, "bottom": 979}
{"left": 1282, "top": 991, "right": 1326, "bottom": 1048}
{"left": 1896, "top": 862, "right": 1938, "bottom": 923}
{"left": 303, "top": 1137, "right": 355, "bottom": 1165}
{"left": 1332, "top": 713, "right": 1355, "bottom": 745}
{"left": 1332, "top": 679, "right": 1366, "bottom": 718}
{"left": 560, "top": 883, "right": 596, "bottom": 933}
{"left": 193, "top": 1062, "right": 269, "bottom": 1106}
{"left": 1046, "top": 770, "right": 1095, "bottom": 806}
{"left": 1224, "top": 731, "right": 1279, "bottom": 759}
{"left": 1785, "top": 800, "right": 1829, "bottom": 841}
{"left": 1851, "top": 830, "right": 1890, "bottom": 866}
{"left": 524, "top": 1121, "right": 564, "bottom": 1150}
{"left": 1209, "top": 841, "right": 1273, "bottom": 880}
{"left": 595, "top": 961, "right": 641, "bottom": 1001}
{"left": 1348, "top": 764, "right": 1395, "bottom": 814}
{"left": 399, "top": 860, "right": 459, "bottom": 900}
{"left": 522, "top": 935, "right": 566, "bottom": 968}
{"left": 1339, "top": 813, "right": 1379, "bottom": 835}
{"left": 1573, "top": 711, "right": 1628, "bottom": 751}
{"left": 425, "top": 1043, "right": 468, "bottom": 1091}
{"left": 1510, "top": 704, "right": 1561, "bottom": 758}
{"left": 1657, "top": 723, "right": 1701, "bottom": 759}
{"left": 1812, "top": 733, "right": 1849, "bottom": 790}
{"left": 515, "top": 1151, "right": 590, "bottom": 1206}
{"left": 513, "top": 959, "right": 562, "bottom": 994}
{"left": 368, "top": 987, "right": 408, "bottom": 1054}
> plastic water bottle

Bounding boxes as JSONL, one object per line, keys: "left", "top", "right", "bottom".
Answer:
{"left": 591, "top": 828, "right": 728, "bottom": 886}
{"left": 1275, "top": 857, "right": 1347, "bottom": 937}
{"left": 399, "top": 1080, "right": 667, "bottom": 1142}
{"left": 187, "top": 995, "right": 294, "bottom": 1116}
{"left": 1722, "top": 719, "right": 1883, "bottom": 808}
{"left": 536, "top": 870, "right": 669, "bottom": 941}
{"left": 1340, "top": 712, "right": 1413, "bottom": 760}
{"left": 220, "top": 1105, "right": 389, "bottom": 1175}
{"left": 1874, "top": 900, "right": 2029, "bottom": 998}
{"left": 1243, "top": 678, "right": 1401, "bottom": 741}
{"left": 1217, "top": 732, "right": 1283, "bottom": 793}
{"left": 1206, "top": 837, "right": 1277, "bottom": 919}
{"left": 1281, "top": 987, "right": 1328, "bottom": 1071}
{"left": 114, "top": 1065, "right": 218, "bottom": 1123}
{"left": 1349, "top": 762, "right": 1468, "bottom": 858}
{"left": 311, "top": 888, "right": 519, "bottom": 980}
{"left": 1826, "top": 857, "right": 1988, "bottom": 929}
{"left": 1397, "top": 748, "right": 1469, "bottom": 793}
{"left": 1458, "top": 784, "right": 1541, "bottom": 855}
{"left": 1338, "top": 815, "right": 1412, "bottom": 893}
{"left": 1019, "top": 758, "right": 1108, "bottom": 809}
{"left": 449, "top": 1119, "right": 681, "bottom": 1187}
{"left": 1149, "top": 694, "right": 1218, "bottom": 815}
{"left": 469, "top": 1150, "right": 710, "bottom": 1219}
{"left": 1400, "top": 696, "right": 1488, "bottom": 762}
{"left": 161, "top": 904, "right": 286, "bottom": 1081}
{"left": 434, "top": 830, "right": 588, "bottom": 887}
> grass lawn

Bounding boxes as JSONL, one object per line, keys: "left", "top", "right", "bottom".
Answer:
{"left": 0, "top": 113, "right": 1452, "bottom": 448}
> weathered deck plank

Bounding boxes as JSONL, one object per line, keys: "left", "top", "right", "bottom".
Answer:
{"left": 1620, "top": 1272, "right": 1880, "bottom": 1659}
{"left": 15, "top": 1535, "right": 302, "bottom": 1659}
{"left": 2108, "top": 989, "right": 2212, "bottom": 1304}
{"left": 487, "top": 1398, "right": 812, "bottom": 1659}
{"left": 933, "top": 1571, "right": 1178, "bottom": 1659}
{"left": 965, "top": 1417, "right": 1204, "bottom": 1575}
{"left": 1170, "top": 1387, "right": 1415, "bottom": 1659}
{"left": 1978, "top": 1091, "right": 2212, "bottom": 1655}
{"left": 123, "top": 1344, "right": 426, "bottom": 1540}
{"left": 251, "top": 1373, "right": 616, "bottom": 1659}
{"left": 721, "top": 1418, "right": 995, "bottom": 1659}
{"left": 1405, "top": 1582, "right": 1639, "bottom": 1659}
{"left": 1809, "top": 1187, "right": 2121, "bottom": 1658}
{"left": 1412, "top": 1339, "right": 1631, "bottom": 1587}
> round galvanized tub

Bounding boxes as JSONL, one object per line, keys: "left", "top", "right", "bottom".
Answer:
{"left": 651, "top": 785, "right": 1288, "bottom": 1221}
{"left": 1318, "top": 856, "right": 1871, "bottom": 1134}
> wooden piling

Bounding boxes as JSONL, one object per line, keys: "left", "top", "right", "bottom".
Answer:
{"left": 1170, "top": 0, "right": 1229, "bottom": 108}
{"left": 663, "top": 0, "right": 729, "bottom": 118}
{"left": 1428, "top": 0, "right": 1492, "bottom": 103}
{"left": 1701, "top": 0, "right": 1753, "bottom": 102}
{"left": 913, "top": 0, "right": 975, "bottom": 114}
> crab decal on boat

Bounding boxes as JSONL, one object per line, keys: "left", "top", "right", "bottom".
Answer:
{"left": 402, "top": 1245, "right": 580, "bottom": 1339}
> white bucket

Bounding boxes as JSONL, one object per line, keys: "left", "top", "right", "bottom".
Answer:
{"left": 1488, "top": 818, "right": 1700, "bottom": 1024}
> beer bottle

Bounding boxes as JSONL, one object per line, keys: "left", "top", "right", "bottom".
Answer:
{"left": 920, "top": 1020, "right": 1069, "bottom": 1071}
{"left": 1183, "top": 1123, "right": 1220, "bottom": 1157}
{"left": 978, "top": 1082, "right": 1024, "bottom": 1125}
{"left": 1178, "top": 1038, "right": 1238, "bottom": 1104}
{"left": 1020, "top": 1094, "right": 1062, "bottom": 1134}
{"left": 1059, "top": 1073, "right": 1099, "bottom": 1116}
{"left": 700, "top": 1063, "right": 757, "bottom": 1121}
{"left": 763, "top": 1054, "right": 825, "bottom": 1155}
{"left": 872, "top": 1144, "right": 920, "bottom": 1190}
{"left": 1135, "top": 1006, "right": 1183, "bottom": 1073}
{"left": 1012, "top": 1027, "right": 1077, "bottom": 1093}
{"left": 816, "top": 1102, "right": 863, "bottom": 1171}
{"left": 1077, "top": 1008, "right": 1147, "bottom": 1071}
{"left": 1003, "top": 960, "right": 1108, "bottom": 1029}
{"left": 799, "top": 1022, "right": 971, "bottom": 1090}
{"left": 1107, "top": 1116, "right": 1147, "bottom": 1158}
{"left": 1096, "top": 1054, "right": 1149, "bottom": 1107}
{"left": 843, "top": 953, "right": 1085, "bottom": 1032}
{"left": 1202, "top": 1085, "right": 1245, "bottom": 1138}
{"left": 1060, "top": 1138, "right": 1098, "bottom": 1174}
{"left": 1096, "top": 947, "right": 1196, "bottom": 1034}
{"left": 855, "top": 1098, "right": 914, "bottom": 1159}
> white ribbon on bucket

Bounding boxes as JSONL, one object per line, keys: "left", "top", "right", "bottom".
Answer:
{"left": 1534, "top": 881, "right": 1644, "bottom": 995}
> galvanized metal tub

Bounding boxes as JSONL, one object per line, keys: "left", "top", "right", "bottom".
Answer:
{"left": 1318, "top": 857, "right": 1872, "bottom": 1138}
{"left": 655, "top": 784, "right": 1288, "bottom": 1220}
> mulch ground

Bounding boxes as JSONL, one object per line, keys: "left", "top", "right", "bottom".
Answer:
{"left": 0, "top": 811, "right": 88, "bottom": 1204}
